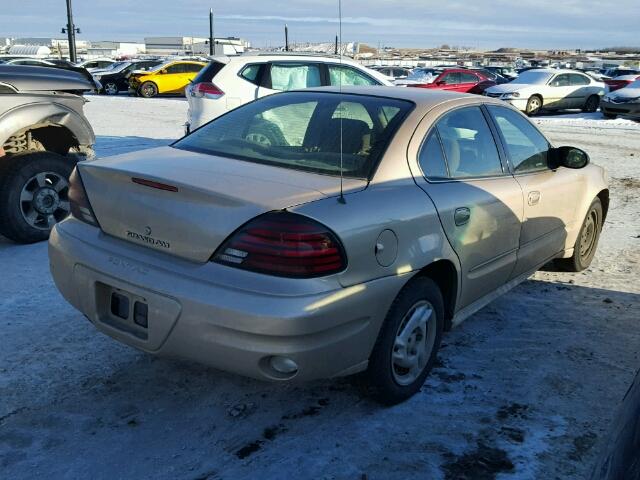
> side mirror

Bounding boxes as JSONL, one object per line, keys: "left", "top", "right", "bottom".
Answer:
{"left": 551, "top": 146, "right": 590, "bottom": 169}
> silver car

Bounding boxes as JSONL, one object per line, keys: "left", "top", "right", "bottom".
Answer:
{"left": 49, "top": 87, "right": 608, "bottom": 404}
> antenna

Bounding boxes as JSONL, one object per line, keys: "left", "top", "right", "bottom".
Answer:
{"left": 337, "top": 0, "right": 346, "bottom": 204}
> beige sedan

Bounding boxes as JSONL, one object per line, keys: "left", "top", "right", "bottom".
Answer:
{"left": 49, "top": 86, "right": 608, "bottom": 404}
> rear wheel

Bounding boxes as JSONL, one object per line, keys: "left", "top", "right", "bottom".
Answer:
{"left": 0, "top": 152, "right": 74, "bottom": 243}
{"left": 139, "top": 81, "right": 158, "bottom": 98}
{"left": 364, "top": 277, "right": 444, "bottom": 405}
{"left": 583, "top": 95, "right": 600, "bottom": 113}
{"left": 103, "top": 82, "right": 119, "bottom": 95}
{"left": 555, "top": 198, "right": 603, "bottom": 272}
{"left": 525, "top": 95, "right": 543, "bottom": 116}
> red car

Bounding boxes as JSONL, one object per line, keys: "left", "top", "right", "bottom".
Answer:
{"left": 407, "top": 68, "right": 496, "bottom": 94}
{"left": 605, "top": 74, "right": 640, "bottom": 92}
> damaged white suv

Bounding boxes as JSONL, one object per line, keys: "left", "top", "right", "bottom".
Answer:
{"left": 185, "top": 53, "right": 392, "bottom": 133}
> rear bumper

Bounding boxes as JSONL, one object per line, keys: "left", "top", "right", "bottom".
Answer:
{"left": 601, "top": 100, "right": 640, "bottom": 118}
{"left": 49, "top": 219, "right": 408, "bottom": 381}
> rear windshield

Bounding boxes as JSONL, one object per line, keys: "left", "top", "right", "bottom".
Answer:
{"left": 192, "top": 61, "right": 226, "bottom": 84}
{"left": 174, "top": 92, "right": 413, "bottom": 179}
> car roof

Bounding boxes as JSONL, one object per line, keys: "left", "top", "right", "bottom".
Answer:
{"left": 295, "top": 85, "right": 505, "bottom": 109}
{"left": 227, "top": 54, "right": 363, "bottom": 66}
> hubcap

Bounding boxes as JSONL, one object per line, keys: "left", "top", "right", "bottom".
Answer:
{"left": 579, "top": 209, "right": 598, "bottom": 258}
{"left": 391, "top": 300, "right": 437, "bottom": 386}
{"left": 142, "top": 84, "right": 155, "bottom": 96}
{"left": 105, "top": 83, "right": 118, "bottom": 94}
{"left": 19, "top": 172, "right": 70, "bottom": 230}
{"left": 528, "top": 98, "right": 541, "bottom": 112}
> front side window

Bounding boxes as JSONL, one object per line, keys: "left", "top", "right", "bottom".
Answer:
{"left": 165, "top": 63, "right": 185, "bottom": 74}
{"left": 550, "top": 74, "right": 571, "bottom": 87}
{"left": 174, "top": 92, "right": 413, "bottom": 179}
{"left": 442, "top": 73, "right": 461, "bottom": 85}
{"left": 269, "top": 63, "right": 321, "bottom": 91}
{"left": 435, "top": 107, "right": 503, "bottom": 178}
{"left": 488, "top": 106, "right": 549, "bottom": 173}
{"left": 328, "top": 65, "right": 378, "bottom": 86}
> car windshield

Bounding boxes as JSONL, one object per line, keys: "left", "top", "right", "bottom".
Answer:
{"left": 513, "top": 71, "right": 554, "bottom": 84}
{"left": 174, "top": 92, "right": 413, "bottom": 179}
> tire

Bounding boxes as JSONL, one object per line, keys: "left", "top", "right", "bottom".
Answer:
{"left": 103, "top": 82, "right": 119, "bottom": 95}
{"left": 244, "top": 119, "right": 287, "bottom": 146}
{"left": 138, "top": 81, "right": 158, "bottom": 98}
{"left": 603, "top": 112, "right": 617, "bottom": 120}
{"left": 525, "top": 95, "right": 543, "bottom": 116}
{"left": 555, "top": 198, "right": 603, "bottom": 272}
{"left": 0, "top": 152, "right": 75, "bottom": 244}
{"left": 364, "top": 277, "right": 444, "bottom": 405}
{"left": 582, "top": 95, "right": 600, "bottom": 113}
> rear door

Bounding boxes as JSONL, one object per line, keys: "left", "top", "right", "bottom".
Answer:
{"left": 413, "top": 105, "right": 524, "bottom": 309}
{"left": 326, "top": 64, "right": 381, "bottom": 86}
{"left": 257, "top": 62, "right": 323, "bottom": 98}
{"left": 458, "top": 72, "right": 481, "bottom": 93}
{"left": 567, "top": 73, "right": 592, "bottom": 108}
{"left": 486, "top": 105, "right": 582, "bottom": 276}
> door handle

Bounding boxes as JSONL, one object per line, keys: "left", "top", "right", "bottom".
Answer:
{"left": 454, "top": 207, "right": 471, "bottom": 226}
{"left": 528, "top": 191, "right": 541, "bottom": 206}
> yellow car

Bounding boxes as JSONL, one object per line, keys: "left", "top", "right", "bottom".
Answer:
{"left": 128, "top": 60, "right": 206, "bottom": 98}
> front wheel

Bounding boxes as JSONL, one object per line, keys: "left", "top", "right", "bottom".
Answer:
{"left": 555, "top": 198, "right": 603, "bottom": 272}
{"left": 582, "top": 95, "right": 600, "bottom": 113}
{"left": 0, "top": 152, "right": 74, "bottom": 243}
{"left": 139, "top": 81, "right": 158, "bottom": 98}
{"left": 364, "top": 277, "right": 444, "bottom": 405}
{"left": 525, "top": 95, "right": 543, "bottom": 116}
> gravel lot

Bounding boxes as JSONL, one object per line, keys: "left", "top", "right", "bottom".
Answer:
{"left": 1, "top": 96, "right": 639, "bottom": 480}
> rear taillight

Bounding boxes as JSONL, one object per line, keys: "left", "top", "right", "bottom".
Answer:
{"left": 212, "top": 212, "right": 347, "bottom": 278}
{"left": 191, "top": 82, "right": 224, "bottom": 98}
{"left": 68, "top": 168, "right": 100, "bottom": 227}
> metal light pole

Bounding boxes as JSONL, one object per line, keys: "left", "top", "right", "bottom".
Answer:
{"left": 62, "top": 0, "right": 79, "bottom": 62}
{"left": 284, "top": 24, "right": 289, "bottom": 51}
{"left": 209, "top": 8, "right": 214, "bottom": 56}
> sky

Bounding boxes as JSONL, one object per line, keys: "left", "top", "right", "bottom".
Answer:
{"left": 2, "top": 0, "right": 639, "bottom": 50}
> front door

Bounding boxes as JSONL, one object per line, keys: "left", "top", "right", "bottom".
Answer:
{"left": 414, "top": 106, "right": 524, "bottom": 309}
{"left": 486, "top": 105, "right": 582, "bottom": 276}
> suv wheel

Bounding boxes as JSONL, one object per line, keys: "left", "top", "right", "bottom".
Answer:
{"left": 0, "top": 152, "right": 74, "bottom": 243}
{"left": 364, "top": 277, "right": 444, "bottom": 405}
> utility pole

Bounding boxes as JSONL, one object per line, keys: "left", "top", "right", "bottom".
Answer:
{"left": 61, "top": 0, "right": 80, "bottom": 62}
{"left": 209, "top": 8, "right": 214, "bottom": 56}
{"left": 284, "top": 24, "right": 289, "bottom": 51}
{"left": 335, "top": 35, "right": 338, "bottom": 55}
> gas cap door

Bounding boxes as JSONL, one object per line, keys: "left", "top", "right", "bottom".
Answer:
{"left": 375, "top": 229, "right": 398, "bottom": 267}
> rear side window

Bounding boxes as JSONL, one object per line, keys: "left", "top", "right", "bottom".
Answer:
{"left": 569, "top": 73, "right": 590, "bottom": 86}
{"left": 240, "top": 64, "right": 264, "bottom": 85}
{"left": 174, "top": 92, "right": 413, "bottom": 179}
{"left": 460, "top": 72, "right": 479, "bottom": 83}
{"left": 435, "top": 107, "right": 503, "bottom": 178}
{"left": 418, "top": 131, "right": 449, "bottom": 180}
{"left": 269, "top": 63, "right": 321, "bottom": 91}
{"left": 192, "top": 61, "right": 226, "bottom": 84}
{"left": 328, "top": 65, "right": 379, "bottom": 86}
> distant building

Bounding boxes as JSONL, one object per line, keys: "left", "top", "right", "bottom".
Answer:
{"left": 86, "top": 41, "right": 145, "bottom": 58}
{"left": 7, "top": 45, "right": 51, "bottom": 57}
{"left": 145, "top": 36, "right": 248, "bottom": 56}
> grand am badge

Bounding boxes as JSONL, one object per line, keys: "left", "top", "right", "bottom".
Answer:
{"left": 126, "top": 229, "right": 171, "bottom": 249}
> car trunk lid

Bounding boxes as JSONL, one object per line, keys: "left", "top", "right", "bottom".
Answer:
{"left": 79, "top": 146, "right": 365, "bottom": 262}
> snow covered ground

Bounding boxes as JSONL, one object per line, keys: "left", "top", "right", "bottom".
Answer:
{"left": 1, "top": 95, "right": 639, "bottom": 480}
